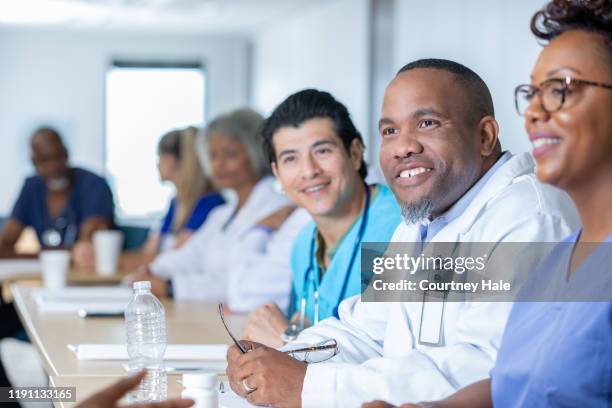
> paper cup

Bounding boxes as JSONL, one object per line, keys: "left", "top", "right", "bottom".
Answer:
{"left": 93, "top": 230, "right": 124, "bottom": 276}
{"left": 40, "top": 250, "right": 70, "bottom": 291}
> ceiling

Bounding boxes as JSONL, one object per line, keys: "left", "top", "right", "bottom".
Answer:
{"left": 0, "top": 0, "right": 333, "bottom": 34}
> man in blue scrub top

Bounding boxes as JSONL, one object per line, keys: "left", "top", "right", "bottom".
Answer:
{"left": 241, "top": 89, "right": 401, "bottom": 348}
{"left": 0, "top": 127, "right": 114, "bottom": 256}
{"left": 0, "top": 127, "right": 114, "bottom": 393}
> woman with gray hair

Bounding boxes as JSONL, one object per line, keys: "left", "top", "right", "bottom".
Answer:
{"left": 128, "top": 108, "right": 300, "bottom": 309}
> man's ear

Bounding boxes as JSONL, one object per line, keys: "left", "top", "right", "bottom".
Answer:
{"left": 271, "top": 161, "right": 279, "bottom": 177}
{"left": 479, "top": 116, "right": 499, "bottom": 158}
{"left": 349, "top": 138, "right": 365, "bottom": 172}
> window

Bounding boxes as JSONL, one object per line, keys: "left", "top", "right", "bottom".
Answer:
{"left": 105, "top": 61, "right": 205, "bottom": 222}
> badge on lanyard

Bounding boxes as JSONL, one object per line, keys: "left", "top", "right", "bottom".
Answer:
{"left": 418, "top": 266, "right": 453, "bottom": 346}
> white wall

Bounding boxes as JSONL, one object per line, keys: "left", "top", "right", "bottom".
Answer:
{"left": 0, "top": 28, "right": 250, "bottom": 215}
{"left": 252, "top": 0, "right": 371, "bottom": 151}
{"left": 393, "top": 0, "right": 545, "bottom": 155}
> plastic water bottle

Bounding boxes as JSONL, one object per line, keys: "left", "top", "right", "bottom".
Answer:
{"left": 125, "top": 281, "right": 167, "bottom": 402}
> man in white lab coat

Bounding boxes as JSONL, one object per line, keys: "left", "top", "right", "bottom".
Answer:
{"left": 225, "top": 59, "right": 579, "bottom": 407}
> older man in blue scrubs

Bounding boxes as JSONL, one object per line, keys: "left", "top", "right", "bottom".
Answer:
{"left": 0, "top": 127, "right": 114, "bottom": 394}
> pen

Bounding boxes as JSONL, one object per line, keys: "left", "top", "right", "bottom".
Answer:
{"left": 78, "top": 309, "right": 124, "bottom": 318}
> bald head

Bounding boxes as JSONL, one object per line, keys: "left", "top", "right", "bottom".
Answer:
{"left": 397, "top": 59, "right": 495, "bottom": 127}
{"left": 31, "top": 127, "right": 65, "bottom": 151}
{"left": 30, "top": 127, "right": 70, "bottom": 189}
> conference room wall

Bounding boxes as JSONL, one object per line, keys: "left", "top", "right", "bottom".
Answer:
{"left": 0, "top": 28, "right": 250, "bottom": 215}
{"left": 250, "top": 0, "right": 543, "bottom": 181}
{"left": 392, "top": 0, "right": 544, "bottom": 157}
{"left": 251, "top": 0, "right": 371, "bottom": 157}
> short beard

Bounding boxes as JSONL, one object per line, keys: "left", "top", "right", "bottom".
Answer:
{"left": 400, "top": 198, "right": 433, "bottom": 225}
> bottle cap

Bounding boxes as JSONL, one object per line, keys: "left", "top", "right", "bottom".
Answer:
{"left": 133, "top": 281, "right": 151, "bottom": 291}
{"left": 182, "top": 373, "right": 217, "bottom": 389}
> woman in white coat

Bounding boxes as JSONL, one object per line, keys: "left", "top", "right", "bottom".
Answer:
{"left": 130, "top": 108, "right": 294, "bottom": 306}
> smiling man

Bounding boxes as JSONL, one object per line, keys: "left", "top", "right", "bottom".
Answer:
{"left": 239, "top": 89, "right": 401, "bottom": 347}
{"left": 225, "top": 60, "right": 580, "bottom": 408}
{"left": 227, "top": 89, "right": 401, "bottom": 399}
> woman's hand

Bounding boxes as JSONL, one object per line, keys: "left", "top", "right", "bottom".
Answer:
{"left": 256, "top": 206, "right": 296, "bottom": 231}
{"left": 243, "top": 303, "right": 289, "bottom": 348}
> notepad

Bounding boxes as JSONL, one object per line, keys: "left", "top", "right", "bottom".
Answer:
{"left": 0, "top": 259, "right": 40, "bottom": 280}
{"left": 68, "top": 344, "right": 228, "bottom": 361}
{"left": 31, "top": 287, "right": 132, "bottom": 314}
{"left": 218, "top": 382, "right": 253, "bottom": 408}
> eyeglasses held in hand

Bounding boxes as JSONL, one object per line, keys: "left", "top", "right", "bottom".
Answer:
{"left": 218, "top": 303, "right": 247, "bottom": 353}
{"left": 284, "top": 338, "right": 339, "bottom": 363}
{"left": 218, "top": 303, "right": 339, "bottom": 363}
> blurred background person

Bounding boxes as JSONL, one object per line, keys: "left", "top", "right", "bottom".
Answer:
{"left": 0, "top": 126, "right": 114, "bottom": 260}
{"left": 120, "top": 126, "right": 224, "bottom": 270}
{"left": 128, "top": 108, "right": 298, "bottom": 311}
{"left": 0, "top": 126, "right": 114, "bottom": 402}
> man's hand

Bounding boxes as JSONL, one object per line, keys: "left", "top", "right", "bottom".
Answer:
{"left": 362, "top": 402, "right": 398, "bottom": 408}
{"left": 124, "top": 266, "right": 168, "bottom": 298}
{"left": 72, "top": 240, "right": 95, "bottom": 269}
{"left": 226, "top": 341, "right": 306, "bottom": 408}
{"left": 75, "top": 370, "right": 194, "bottom": 408}
{"left": 243, "top": 303, "right": 289, "bottom": 348}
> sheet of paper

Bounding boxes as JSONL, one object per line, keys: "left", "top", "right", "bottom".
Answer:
{"left": 218, "top": 382, "right": 253, "bottom": 408}
{"left": 121, "top": 360, "right": 227, "bottom": 374}
{"left": 69, "top": 344, "right": 229, "bottom": 361}
{"left": 0, "top": 259, "right": 40, "bottom": 280}
{"left": 31, "top": 287, "right": 132, "bottom": 314}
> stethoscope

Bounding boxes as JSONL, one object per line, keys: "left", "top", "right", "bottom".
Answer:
{"left": 288, "top": 183, "right": 371, "bottom": 339}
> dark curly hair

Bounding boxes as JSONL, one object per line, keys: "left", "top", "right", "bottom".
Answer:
{"left": 531, "top": 0, "right": 611, "bottom": 59}
{"left": 261, "top": 89, "right": 367, "bottom": 180}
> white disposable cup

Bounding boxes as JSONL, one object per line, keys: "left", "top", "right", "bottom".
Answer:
{"left": 39, "top": 250, "right": 70, "bottom": 291}
{"left": 93, "top": 230, "right": 124, "bottom": 276}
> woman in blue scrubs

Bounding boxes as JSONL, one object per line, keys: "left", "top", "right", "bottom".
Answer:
{"left": 363, "top": 0, "right": 612, "bottom": 407}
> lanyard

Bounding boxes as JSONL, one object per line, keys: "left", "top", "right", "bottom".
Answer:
{"left": 299, "top": 183, "right": 371, "bottom": 328}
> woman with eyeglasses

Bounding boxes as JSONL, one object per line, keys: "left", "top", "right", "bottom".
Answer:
{"left": 363, "top": 0, "right": 612, "bottom": 407}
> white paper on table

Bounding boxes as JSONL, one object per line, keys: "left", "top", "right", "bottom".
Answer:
{"left": 121, "top": 360, "right": 228, "bottom": 374}
{"left": 31, "top": 287, "right": 132, "bottom": 314}
{"left": 218, "top": 382, "right": 253, "bottom": 408}
{"left": 0, "top": 259, "right": 40, "bottom": 280}
{"left": 68, "top": 344, "right": 229, "bottom": 361}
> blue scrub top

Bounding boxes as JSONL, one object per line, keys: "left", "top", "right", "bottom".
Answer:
{"left": 10, "top": 167, "right": 114, "bottom": 246}
{"left": 491, "top": 230, "right": 612, "bottom": 407}
{"left": 159, "top": 193, "right": 224, "bottom": 245}
{"left": 289, "top": 184, "right": 401, "bottom": 322}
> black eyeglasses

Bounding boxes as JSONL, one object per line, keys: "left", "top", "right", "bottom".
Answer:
{"left": 217, "top": 303, "right": 339, "bottom": 363}
{"left": 514, "top": 76, "right": 612, "bottom": 116}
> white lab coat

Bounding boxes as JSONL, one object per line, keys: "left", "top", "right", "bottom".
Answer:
{"left": 150, "top": 176, "right": 293, "bottom": 306}
{"left": 291, "top": 153, "right": 580, "bottom": 407}
{"left": 227, "top": 207, "right": 311, "bottom": 313}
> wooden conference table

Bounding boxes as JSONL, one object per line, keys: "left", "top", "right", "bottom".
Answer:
{"left": 10, "top": 281, "right": 247, "bottom": 407}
